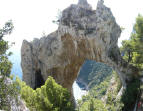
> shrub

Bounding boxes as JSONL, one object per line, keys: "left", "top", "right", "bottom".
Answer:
{"left": 16, "top": 76, "right": 74, "bottom": 111}
{"left": 121, "top": 79, "right": 140, "bottom": 111}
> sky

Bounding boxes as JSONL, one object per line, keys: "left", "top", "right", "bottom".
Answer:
{"left": 0, "top": 0, "right": 143, "bottom": 50}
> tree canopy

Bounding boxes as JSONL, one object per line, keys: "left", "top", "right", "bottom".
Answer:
{"left": 121, "top": 14, "right": 143, "bottom": 69}
{"left": 0, "top": 21, "right": 17, "bottom": 110}
{"left": 16, "top": 76, "right": 74, "bottom": 111}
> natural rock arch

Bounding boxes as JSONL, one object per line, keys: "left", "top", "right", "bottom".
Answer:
{"left": 21, "top": 0, "right": 138, "bottom": 98}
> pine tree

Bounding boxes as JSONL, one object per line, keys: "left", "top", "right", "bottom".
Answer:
{"left": 121, "top": 14, "right": 143, "bottom": 69}
{"left": 16, "top": 76, "right": 74, "bottom": 111}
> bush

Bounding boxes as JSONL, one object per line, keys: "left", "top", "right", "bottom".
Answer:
{"left": 121, "top": 79, "right": 140, "bottom": 111}
{"left": 16, "top": 76, "right": 74, "bottom": 111}
{"left": 0, "top": 20, "right": 16, "bottom": 110}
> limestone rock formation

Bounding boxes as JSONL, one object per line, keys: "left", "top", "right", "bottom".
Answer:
{"left": 78, "top": 0, "right": 92, "bottom": 10}
{"left": 10, "top": 96, "right": 29, "bottom": 111}
{"left": 21, "top": 0, "right": 138, "bottom": 96}
{"left": 0, "top": 76, "right": 29, "bottom": 111}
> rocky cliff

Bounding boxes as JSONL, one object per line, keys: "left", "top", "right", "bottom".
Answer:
{"left": 21, "top": 0, "right": 138, "bottom": 96}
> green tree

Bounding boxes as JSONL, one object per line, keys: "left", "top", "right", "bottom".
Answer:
{"left": 16, "top": 76, "right": 74, "bottom": 111}
{"left": 77, "top": 71, "right": 124, "bottom": 111}
{"left": 0, "top": 20, "right": 17, "bottom": 110}
{"left": 77, "top": 98, "right": 107, "bottom": 111}
{"left": 121, "top": 79, "right": 140, "bottom": 111}
{"left": 119, "top": 14, "right": 143, "bottom": 111}
{"left": 121, "top": 14, "right": 143, "bottom": 69}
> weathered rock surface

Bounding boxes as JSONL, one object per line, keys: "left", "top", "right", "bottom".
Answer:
{"left": 10, "top": 96, "right": 29, "bottom": 111}
{"left": 21, "top": 0, "right": 138, "bottom": 96}
{"left": 0, "top": 76, "right": 29, "bottom": 111}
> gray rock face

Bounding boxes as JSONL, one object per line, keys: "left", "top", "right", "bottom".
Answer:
{"left": 0, "top": 76, "right": 29, "bottom": 111}
{"left": 78, "top": 0, "right": 92, "bottom": 10}
{"left": 10, "top": 96, "right": 29, "bottom": 111}
{"left": 21, "top": 0, "right": 138, "bottom": 95}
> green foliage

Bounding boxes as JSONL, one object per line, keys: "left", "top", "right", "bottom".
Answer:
{"left": 106, "top": 93, "right": 124, "bottom": 111}
{"left": 76, "top": 72, "right": 112, "bottom": 111}
{"left": 0, "top": 76, "right": 19, "bottom": 110}
{"left": 121, "top": 14, "right": 143, "bottom": 69}
{"left": 121, "top": 79, "right": 140, "bottom": 111}
{"left": 77, "top": 60, "right": 112, "bottom": 89}
{"left": 0, "top": 21, "right": 17, "bottom": 110}
{"left": 77, "top": 71, "right": 124, "bottom": 111}
{"left": 89, "top": 75, "right": 112, "bottom": 99}
{"left": 16, "top": 76, "right": 74, "bottom": 111}
{"left": 106, "top": 89, "right": 124, "bottom": 111}
{"left": 77, "top": 98, "right": 107, "bottom": 111}
{"left": 102, "top": 71, "right": 124, "bottom": 111}
{"left": 120, "top": 14, "right": 143, "bottom": 110}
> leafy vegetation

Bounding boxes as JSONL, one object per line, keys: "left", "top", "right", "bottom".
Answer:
{"left": 76, "top": 71, "right": 125, "bottom": 111}
{"left": 121, "top": 79, "right": 140, "bottom": 111}
{"left": 77, "top": 60, "right": 112, "bottom": 89}
{"left": 15, "top": 76, "right": 74, "bottom": 111}
{"left": 105, "top": 72, "right": 124, "bottom": 111}
{"left": 76, "top": 71, "right": 112, "bottom": 111}
{"left": 120, "top": 14, "right": 143, "bottom": 110}
{"left": 0, "top": 21, "right": 19, "bottom": 110}
{"left": 77, "top": 98, "right": 107, "bottom": 111}
{"left": 89, "top": 75, "right": 112, "bottom": 99}
{"left": 120, "top": 15, "right": 143, "bottom": 70}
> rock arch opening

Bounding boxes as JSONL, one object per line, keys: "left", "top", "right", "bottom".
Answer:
{"left": 21, "top": 0, "right": 139, "bottom": 101}
{"left": 73, "top": 60, "right": 113, "bottom": 100}
{"left": 76, "top": 60, "right": 112, "bottom": 90}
